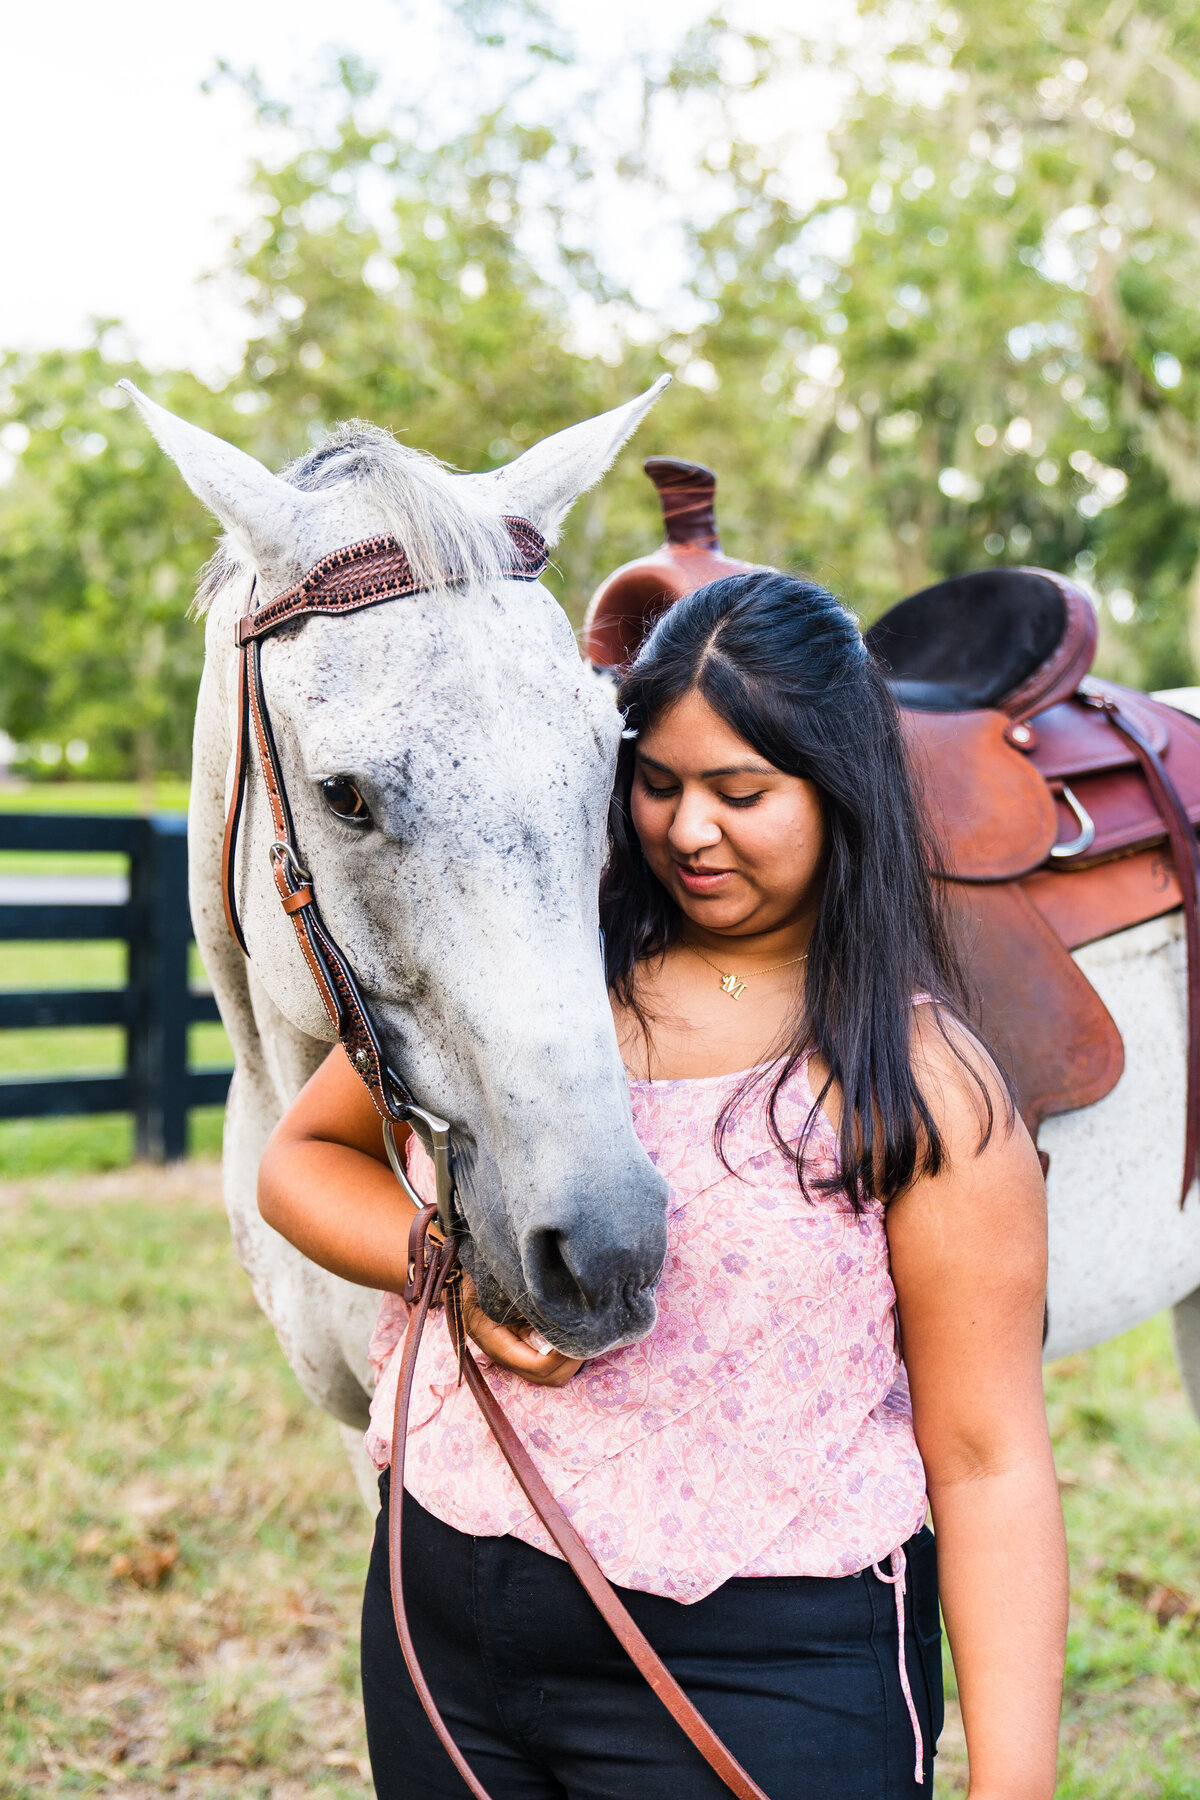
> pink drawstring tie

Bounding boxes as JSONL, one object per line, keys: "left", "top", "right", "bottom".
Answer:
{"left": 872, "top": 1544, "right": 924, "bottom": 1784}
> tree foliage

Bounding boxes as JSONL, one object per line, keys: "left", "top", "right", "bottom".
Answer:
{"left": 4, "top": 3, "right": 1200, "bottom": 778}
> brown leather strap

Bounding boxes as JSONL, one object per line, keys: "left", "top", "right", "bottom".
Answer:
{"left": 241, "top": 635, "right": 415, "bottom": 1119}
{"left": 220, "top": 628, "right": 252, "bottom": 954}
{"left": 388, "top": 1207, "right": 772, "bottom": 1800}
{"left": 387, "top": 1214, "right": 489, "bottom": 1799}
{"left": 1088, "top": 693, "right": 1200, "bottom": 1207}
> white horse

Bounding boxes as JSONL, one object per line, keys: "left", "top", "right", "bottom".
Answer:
{"left": 121, "top": 376, "right": 678, "bottom": 1493}
{"left": 120, "top": 381, "right": 1200, "bottom": 1486}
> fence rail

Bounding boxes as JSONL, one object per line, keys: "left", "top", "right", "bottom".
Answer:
{"left": 0, "top": 813, "right": 231, "bottom": 1159}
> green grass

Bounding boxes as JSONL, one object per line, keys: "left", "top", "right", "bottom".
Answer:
{"left": 933, "top": 1316, "right": 1200, "bottom": 1796}
{"left": 0, "top": 780, "right": 186, "bottom": 869}
{"left": 0, "top": 942, "right": 126, "bottom": 993}
{"left": 0, "top": 1179, "right": 369, "bottom": 1798}
{"left": 0, "top": 1022, "right": 228, "bottom": 1077}
{"left": 0, "top": 1172, "right": 1197, "bottom": 1796}
{"left": 0, "top": 851, "right": 128, "bottom": 875}
{"left": 0, "top": 1110, "right": 224, "bottom": 1178}
{"left": 0, "top": 781, "right": 189, "bottom": 815}
{"left": 0, "top": 784, "right": 226, "bottom": 1173}
{"left": 1044, "top": 1323, "right": 1200, "bottom": 1798}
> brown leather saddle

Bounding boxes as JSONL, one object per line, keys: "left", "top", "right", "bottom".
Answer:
{"left": 584, "top": 462, "right": 1200, "bottom": 1203}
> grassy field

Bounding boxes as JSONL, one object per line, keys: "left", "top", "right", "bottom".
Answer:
{"left": 0, "top": 940, "right": 229, "bottom": 1170}
{"left": 0, "top": 782, "right": 191, "bottom": 816}
{"left": 0, "top": 1167, "right": 1197, "bottom": 1798}
{"left": 0, "top": 1167, "right": 368, "bottom": 1800}
{"left": 0, "top": 780, "right": 190, "bottom": 878}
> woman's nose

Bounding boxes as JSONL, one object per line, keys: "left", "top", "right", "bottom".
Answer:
{"left": 668, "top": 788, "right": 723, "bottom": 854}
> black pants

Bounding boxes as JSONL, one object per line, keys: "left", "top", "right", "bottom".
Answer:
{"left": 361, "top": 1475, "right": 943, "bottom": 1800}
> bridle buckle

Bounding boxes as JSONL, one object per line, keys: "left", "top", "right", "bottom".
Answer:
{"left": 269, "top": 839, "right": 311, "bottom": 886}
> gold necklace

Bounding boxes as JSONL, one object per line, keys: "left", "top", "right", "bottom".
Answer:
{"left": 688, "top": 943, "right": 808, "bottom": 1001}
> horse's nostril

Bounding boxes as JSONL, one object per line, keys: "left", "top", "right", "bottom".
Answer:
{"left": 524, "top": 1227, "right": 590, "bottom": 1313}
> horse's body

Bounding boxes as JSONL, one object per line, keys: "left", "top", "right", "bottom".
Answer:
{"left": 126, "top": 379, "right": 1200, "bottom": 1461}
{"left": 1041, "top": 909, "right": 1200, "bottom": 1401}
{"left": 1040, "top": 681, "right": 1200, "bottom": 1416}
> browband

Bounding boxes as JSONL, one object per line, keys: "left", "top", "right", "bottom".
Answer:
{"left": 236, "top": 517, "right": 548, "bottom": 644}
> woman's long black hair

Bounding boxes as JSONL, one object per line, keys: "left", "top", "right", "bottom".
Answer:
{"left": 601, "top": 569, "right": 1006, "bottom": 1210}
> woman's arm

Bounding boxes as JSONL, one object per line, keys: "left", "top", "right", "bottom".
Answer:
{"left": 258, "top": 1048, "right": 582, "bottom": 1385}
{"left": 886, "top": 1017, "right": 1067, "bottom": 1800}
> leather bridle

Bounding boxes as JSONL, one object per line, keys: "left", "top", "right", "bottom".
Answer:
{"left": 223, "top": 525, "right": 771, "bottom": 1800}
{"left": 222, "top": 518, "right": 547, "bottom": 1135}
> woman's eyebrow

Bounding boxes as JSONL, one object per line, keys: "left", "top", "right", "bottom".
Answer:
{"left": 701, "top": 762, "right": 774, "bottom": 778}
{"left": 636, "top": 753, "right": 774, "bottom": 779}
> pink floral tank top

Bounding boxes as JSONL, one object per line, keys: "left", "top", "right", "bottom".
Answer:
{"left": 365, "top": 1054, "right": 927, "bottom": 1604}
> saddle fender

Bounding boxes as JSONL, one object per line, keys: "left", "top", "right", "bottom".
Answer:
{"left": 941, "top": 880, "right": 1125, "bottom": 1136}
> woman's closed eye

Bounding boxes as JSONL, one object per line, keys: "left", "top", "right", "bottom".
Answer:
{"left": 637, "top": 771, "right": 765, "bottom": 808}
{"left": 638, "top": 773, "right": 680, "bottom": 799}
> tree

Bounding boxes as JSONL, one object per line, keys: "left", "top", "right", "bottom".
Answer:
{"left": 663, "top": 1, "right": 1200, "bottom": 686}
{"left": 0, "top": 341, "right": 220, "bottom": 784}
{"left": 5, "top": 3, "right": 1200, "bottom": 780}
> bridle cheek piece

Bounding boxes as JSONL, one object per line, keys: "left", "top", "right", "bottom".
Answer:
{"left": 221, "top": 518, "right": 548, "bottom": 1130}
{"left": 221, "top": 518, "right": 771, "bottom": 1800}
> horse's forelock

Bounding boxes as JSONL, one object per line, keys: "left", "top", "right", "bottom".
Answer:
{"left": 192, "top": 420, "right": 512, "bottom": 616}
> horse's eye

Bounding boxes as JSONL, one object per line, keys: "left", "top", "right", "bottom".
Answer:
{"left": 320, "top": 778, "right": 371, "bottom": 824}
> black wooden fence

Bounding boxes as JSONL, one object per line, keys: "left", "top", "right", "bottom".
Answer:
{"left": 0, "top": 814, "right": 231, "bottom": 1159}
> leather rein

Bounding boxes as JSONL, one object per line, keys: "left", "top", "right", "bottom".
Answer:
{"left": 223, "top": 525, "right": 771, "bottom": 1800}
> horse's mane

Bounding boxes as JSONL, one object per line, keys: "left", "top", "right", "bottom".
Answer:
{"left": 193, "top": 421, "right": 513, "bottom": 615}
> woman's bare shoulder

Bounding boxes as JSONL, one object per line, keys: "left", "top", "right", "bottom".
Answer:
{"left": 887, "top": 1005, "right": 1048, "bottom": 1344}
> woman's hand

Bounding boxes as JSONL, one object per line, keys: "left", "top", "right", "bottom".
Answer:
{"left": 459, "top": 1270, "right": 584, "bottom": 1388}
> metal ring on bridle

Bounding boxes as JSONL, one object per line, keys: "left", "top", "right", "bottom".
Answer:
{"left": 384, "top": 1103, "right": 460, "bottom": 1237}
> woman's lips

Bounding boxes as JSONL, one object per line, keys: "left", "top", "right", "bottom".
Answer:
{"left": 673, "top": 863, "right": 735, "bottom": 895}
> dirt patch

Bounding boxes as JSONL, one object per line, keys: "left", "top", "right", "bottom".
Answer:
{"left": 0, "top": 1157, "right": 224, "bottom": 1211}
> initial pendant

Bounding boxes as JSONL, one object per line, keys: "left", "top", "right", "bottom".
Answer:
{"left": 720, "top": 973, "right": 746, "bottom": 1000}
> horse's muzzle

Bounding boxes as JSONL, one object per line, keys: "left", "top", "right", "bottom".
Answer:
{"left": 518, "top": 1213, "right": 665, "bottom": 1355}
{"left": 462, "top": 1190, "right": 667, "bottom": 1359}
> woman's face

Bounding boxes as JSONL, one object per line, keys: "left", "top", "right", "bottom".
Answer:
{"left": 630, "top": 688, "right": 827, "bottom": 941}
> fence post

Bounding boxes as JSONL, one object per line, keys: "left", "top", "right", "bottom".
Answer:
{"left": 128, "top": 814, "right": 192, "bottom": 1161}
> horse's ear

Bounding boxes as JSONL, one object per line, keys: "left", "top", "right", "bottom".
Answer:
{"left": 461, "top": 375, "right": 671, "bottom": 542}
{"left": 118, "top": 381, "right": 319, "bottom": 572}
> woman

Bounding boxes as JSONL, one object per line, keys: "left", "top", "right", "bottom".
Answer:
{"left": 259, "top": 570, "right": 1067, "bottom": 1800}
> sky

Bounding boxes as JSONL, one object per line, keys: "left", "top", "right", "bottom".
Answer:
{"left": 0, "top": 0, "right": 848, "bottom": 380}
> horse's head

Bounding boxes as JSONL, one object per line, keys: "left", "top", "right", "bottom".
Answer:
{"left": 122, "top": 377, "right": 671, "bottom": 1357}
